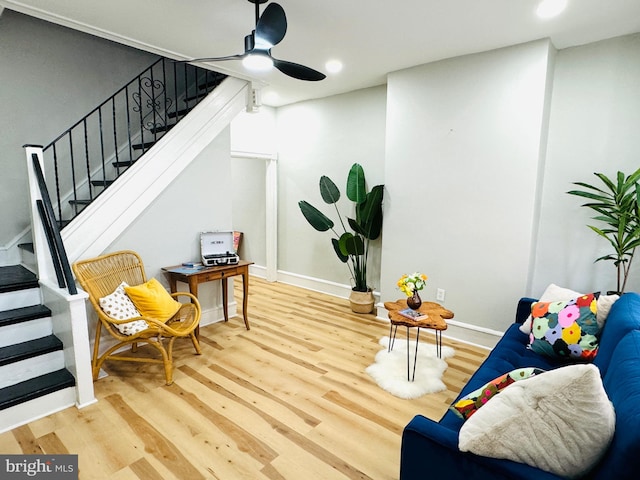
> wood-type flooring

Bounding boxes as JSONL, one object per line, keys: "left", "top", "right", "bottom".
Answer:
{"left": 0, "top": 277, "right": 489, "bottom": 479}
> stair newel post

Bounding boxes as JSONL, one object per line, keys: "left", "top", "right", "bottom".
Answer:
{"left": 24, "top": 144, "right": 97, "bottom": 410}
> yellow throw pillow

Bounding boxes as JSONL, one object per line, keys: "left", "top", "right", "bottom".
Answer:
{"left": 124, "top": 278, "right": 182, "bottom": 322}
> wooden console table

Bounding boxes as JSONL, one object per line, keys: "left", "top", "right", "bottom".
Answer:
{"left": 162, "top": 260, "right": 254, "bottom": 336}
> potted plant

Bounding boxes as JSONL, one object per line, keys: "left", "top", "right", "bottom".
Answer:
{"left": 567, "top": 167, "right": 640, "bottom": 294}
{"left": 299, "top": 163, "right": 384, "bottom": 313}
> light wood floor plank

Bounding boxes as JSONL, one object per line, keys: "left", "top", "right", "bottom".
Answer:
{"left": 0, "top": 277, "right": 489, "bottom": 478}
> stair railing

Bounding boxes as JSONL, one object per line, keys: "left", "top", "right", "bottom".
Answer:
{"left": 26, "top": 148, "right": 77, "bottom": 295}
{"left": 25, "top": 144, "right": 96, "bottom": 408}
{"left": 41, "top": 58, "right": 226, "bottom": 228}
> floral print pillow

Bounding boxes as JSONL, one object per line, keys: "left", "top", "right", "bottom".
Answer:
{"left": 450, "top": 367, "right": 545, "bottom": 420}
{"left": 528, "top": 293, "right": 600, "bottom": 361}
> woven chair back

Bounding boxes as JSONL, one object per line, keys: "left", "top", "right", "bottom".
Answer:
{"left": 72, "top": 250, "right": 147, "bottom": 301}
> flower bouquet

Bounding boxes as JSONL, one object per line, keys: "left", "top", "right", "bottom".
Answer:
{"left": 398, "top": 272, "right": 428, "bottom": 311}
{"left": 397, "top": 272, "right": 428, "bottom": 296}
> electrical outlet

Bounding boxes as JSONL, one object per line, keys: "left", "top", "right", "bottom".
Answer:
{"left": 436, "top": 288, "right": 446, "bottom": 302}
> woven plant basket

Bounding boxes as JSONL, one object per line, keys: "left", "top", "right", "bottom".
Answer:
{"left": 349, "top": 290, "right": 375, "bottom": 314}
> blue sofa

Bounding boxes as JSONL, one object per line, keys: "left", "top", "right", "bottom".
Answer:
{"left": 400, "top": 292, "right": 640, "bottom": 480}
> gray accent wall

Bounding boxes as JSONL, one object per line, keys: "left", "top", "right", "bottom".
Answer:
{"left": 0, "top": 10, "right": 156, "bottom": 248}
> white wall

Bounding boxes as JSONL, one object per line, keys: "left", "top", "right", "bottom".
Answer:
{"left": 230, "top": 107, "right": 277, "bottom": 270}
{"left": 276, "top": 86, "right": 387, "bottom": 293}
{"left": 232, "top": 33, "right": 640, "bottom": 346}
{"left": 107, "top": 127, "right": 233, "bottom": 322}
{"left": 381, "top": 40, "right": 554, "bottom": 334}
{"left": 532, "top": 33, "right": 640, "bottom": 295}
{"left": 0, "top": 10, "right": 156, "bottom": 252}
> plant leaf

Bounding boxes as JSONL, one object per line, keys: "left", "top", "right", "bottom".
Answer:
{"left": 356, "top": 185, "right": 384, "bottom": 239}
{"left": 298, "top": 201, "right": 334, "bottom": 231}
{"left": 319, "top": 176, "right": 340, "bottom": 204}
{"left": 331, "top": 238, "right": 348, "bottom": 262}
{"left": 346, "top": 163, "right": 366, "bottom": 204}
{"left": 339, "top": 232, "right": 364, "bottom": 256}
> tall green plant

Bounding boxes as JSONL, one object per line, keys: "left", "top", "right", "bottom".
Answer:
{"left": 298, "top": 163, "right": 384, "bottom": 292}
{"left": 567, "top": 167, "right": 640, "bottom": 293}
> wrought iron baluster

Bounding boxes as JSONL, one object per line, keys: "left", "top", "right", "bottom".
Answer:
{"left": 68, "top": 131, "right": 78, "bottom": 215}
{"left": 137, "top": 76, "right": 144, "bottom": 154}
{"left": 162, "top": 59, "right": 168, "bottom": 135}
{"left": 52, "top": 143, "right": 62, "bottom": 224}
{"left": 98, "top": 106, "right": 106, "bottom": 189}
{"left": 125, "top": 85, "right": 132, "bottom": 175}
{"left": 173, "top": 61, "right": 178, "bottom": 125}
{"left": 112, "top": 95, "right": 119, "bottom": 177}
{"left": 83, "top": 118, "right": 92, "bottom": 201}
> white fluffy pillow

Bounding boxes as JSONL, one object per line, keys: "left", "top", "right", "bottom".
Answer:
{"left": 519, "top": 283, "right": 619, "bottom": 334}
{"left": 99, "top": 282, "right": 148, "bottom": 335}
{"left": 459, "top": 364, "right": 615, "bottom": 479}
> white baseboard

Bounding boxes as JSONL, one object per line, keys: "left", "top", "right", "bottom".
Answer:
{"left": 273, "top": 269, "right": 501, "bottom": 349}
{"left": 275, "top": 269, "right": 381, "bottom": 304}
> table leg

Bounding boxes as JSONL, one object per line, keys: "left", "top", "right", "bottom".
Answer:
{"left": 241, "top": 271, "right": 251, "bottom": 330}
{"left": 222, "top": 277, "right": 229, "bottom": 322}
{"left": 188, "top": 277, "right": 200, "bottom": 339}
{"left": 388, "top": 323, "right": 398, "bottom": 352}
{"left": 436, "top": 329, "right": 442, "bottom": 359}
{"left": 406, "top": 327, "right": 411, "bottom": 381}
{"left": 412, "top": 328, "right": 421, "bottom": 382}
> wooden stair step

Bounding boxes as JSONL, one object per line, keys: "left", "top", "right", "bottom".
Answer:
{"left": 0, "top": 369, "right": 75, "bottom": 411}
{"left": 167, "top": 107, "right": 193, "bottom": 119}
{"left": 17, "top": 242, "right": 34, "bottom": 254}
{"left": 91, "top": 179, "right": 114, "bottom": 187}
{"left": 112, "top": 160, "right": 134, "bottom": 168}
{"left": 0, "top": 304, "right": 51, "bottom": 328}
{"left": 0, "top": 265, "right": 38, "bottom": 294}
{"left": 149, "top": 122, "right": 177, "bottom": 135}
{"left": 0, "top": 335, "right": 62, "bottom": 367}
{"left": 132, "top": 141, "right": 158, "bottom": 151}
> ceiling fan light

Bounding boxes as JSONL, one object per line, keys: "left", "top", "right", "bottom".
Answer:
{"left": 242, "top": 53, "right": 274, "bottom": 71}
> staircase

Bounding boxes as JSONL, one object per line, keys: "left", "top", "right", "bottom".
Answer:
{"left": 0, "top": 265, "right": 76, "bottom": 433}
{"left": 0, "top": 58, "right": 250, "bottom": 432}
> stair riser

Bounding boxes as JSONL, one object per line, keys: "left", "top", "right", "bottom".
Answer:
{"left": 0, "top": 351, "right": 65, "bottom": 389}
{"left": 20, "top": 250, "right": 37, "bottom": 273}
{"left": 0, "top": 288, "right": 40, "bottom": 311}
{"left": 0, "top": 387, "right": 76, "bottom": 434}
{"left": 0, "top": 318, "right": 53, "bottom": 348}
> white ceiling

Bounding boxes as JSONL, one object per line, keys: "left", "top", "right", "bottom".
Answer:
{"left": 2, "top": 0, "right": 640, "bottom": 106}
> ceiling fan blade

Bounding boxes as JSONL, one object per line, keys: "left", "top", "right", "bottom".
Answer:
{"left": 273, "top": 58, "right": 326, "bottom": 81}
{"left": 172, "top": 54, "right": 244, "bottom": 63}
{"left": 255, "top": 3, "right": 287, "bottom": 48}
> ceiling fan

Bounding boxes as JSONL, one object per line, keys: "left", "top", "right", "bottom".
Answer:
{"left": 178, "top": 0, "right": 326, "bottom": 81}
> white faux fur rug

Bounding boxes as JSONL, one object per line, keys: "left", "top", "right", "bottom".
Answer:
{"left": 365, "top": 336, "right": 455, "bottom": 399}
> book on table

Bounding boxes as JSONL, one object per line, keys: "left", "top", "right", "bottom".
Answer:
{"left": 398, "top": 308, "right": 428, "bottom": 321}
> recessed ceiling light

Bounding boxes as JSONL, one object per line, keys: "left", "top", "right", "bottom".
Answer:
{"left": 325, "top": 59, "right": 343, "bottom": 74}
{"left": 536, "top": 0, "right": 568, "bottom": 19}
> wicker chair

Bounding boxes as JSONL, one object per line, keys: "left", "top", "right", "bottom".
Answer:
{"left": 72, "top": 250, "right": 202, "bottom": 385}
